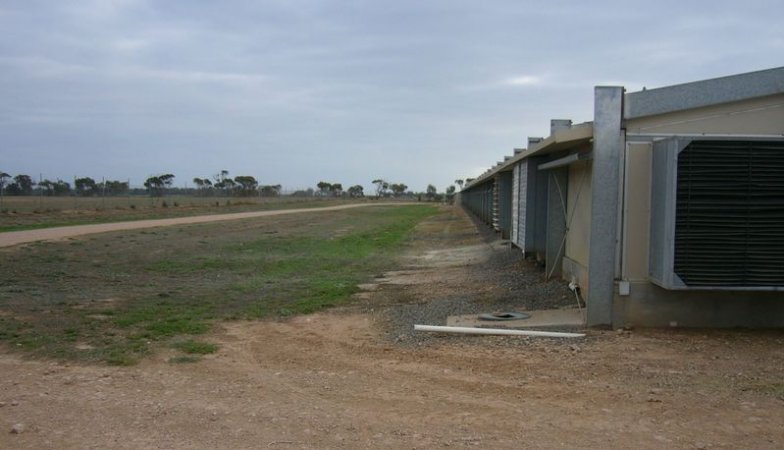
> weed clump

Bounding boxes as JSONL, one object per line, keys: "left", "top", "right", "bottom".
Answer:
{"left": 169, "top": 355, "right": 200, "bottom": 364}
{"left": 173, "top": 340, "right": 218, "bottom": 354}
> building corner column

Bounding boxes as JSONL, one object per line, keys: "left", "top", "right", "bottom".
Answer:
{"left": 586, "top": 86, "right": 624, "bottom": 327}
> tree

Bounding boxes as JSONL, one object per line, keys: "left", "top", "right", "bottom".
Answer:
{"left": 0, "top": 172, "right": 8, "bottom": 210}
{"left": 316, "top": 181, "right": 344, "bottom": 197}
{"left": 39, "top": 179, "right": 72, "bottom": 196}
{"left": 39, "top": 179, "right": 55, "bottom": 196}
{"left": 75, "top": 177, "right": 99, "bottom": 196}
{"left": 143, "top": 176, "right": 161, "bottom": 196}
{"left": 291, "top": 188, "right": 314, "bottom": 197}
{"left": 213, "top": 170, "right": 231, "bottom": 195}
{"left": 454, "top": 179, "right": 464, "bottom": 190}
{"left": 53, "top": 179, "right": 71, "bottom": 196}
{"left": 144, "top": 174, "right": 175, "bottom": 197}
{"left": 102, "top": 180, "right": 128, "bottom": 196}
{"left": 317, "top": 181, "right": 332, "bottom": 196}
{"left": 161, "top": 174, "right": 175, "bottom": 188}
{"left": 330, "top": 183, "right": 343, "bottom": 197}
{"left": 7, "top": 174, "right": 34, "bottom": 195}
{"left": 446, "top": 185, "right": 456, "bottom": 204}
{"left": 0, "top": 172, "right": 10, "bottom": 190}
{"left": 260, "top": 184, "right": 282, "bottom": 197}
{"left": 390, "top": 183, "right": 408, "bottom": 197}
{"left": 426, "top": 184, "right": 437, "bottom": 200}
{"left": 193, "top": 178, "right": 213, "bottom": 196}
{"left": 347, "top": 185, "right": 364, "bottom": 198}
{"left": 221, "top": 178, "right": 236, "bottom": 192}
{"left": 372, "top": 179, "right": 389, "bottom": 197}
{"left": 233, "top": 175, "right": 258, "bottom": 196}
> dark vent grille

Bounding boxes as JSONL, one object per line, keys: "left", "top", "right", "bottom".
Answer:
{"left": 674, "top": 140, "right": 784, "bottom": 286}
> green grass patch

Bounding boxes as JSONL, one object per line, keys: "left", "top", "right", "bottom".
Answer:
{"left": 0, "top": 204, "right": 438, "bottom": 365}
{"left": 168, "top": 355, "right": 201, "bottom": 364}
{"left": 106, "top": 351, "right": 140, "bottom": 366}
{"left": 173, "top": 340, "right": 218, "bottom": 355}
{"left": 226, "top": 207, "right": 435, "bottom": 318}
{"left": 114, "top": 299, "right": 212, "bottom": 338}
{"left": 749, "top": 381, "right": 784, "bottom": 400}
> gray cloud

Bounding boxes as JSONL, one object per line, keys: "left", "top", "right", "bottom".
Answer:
{"left": 2, "top": 0, "right": 783, "bottom": 192}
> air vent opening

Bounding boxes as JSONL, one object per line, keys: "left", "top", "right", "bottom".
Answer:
{"left": 673, "top": 140, "right": 784, "bottom": 287}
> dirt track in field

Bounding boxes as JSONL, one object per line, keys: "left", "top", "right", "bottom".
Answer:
{"left": 1, "top": 206, "right": 784, "bottom": 449}
{"left": 0, "top": 203, "right": 396, "bottom": 248}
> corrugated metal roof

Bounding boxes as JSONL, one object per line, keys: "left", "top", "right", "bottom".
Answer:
{"left": 624, "top": 66, "right": 784, "bottom": 119}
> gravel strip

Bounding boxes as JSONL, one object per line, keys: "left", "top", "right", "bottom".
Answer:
{"left": 374, "top": 238, "right": 582, "bottom": 347}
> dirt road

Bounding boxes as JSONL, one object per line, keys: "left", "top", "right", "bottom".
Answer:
{"left": 1, "top": 207, "right": 783, "bottom": 449}
{"left": 0, "top": 203, "right": 393, "bottom": 248}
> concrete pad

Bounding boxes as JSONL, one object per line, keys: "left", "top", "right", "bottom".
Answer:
{"left": 405, "top": 244, "right": 494, "bottom": 269}
{"left": 447, "top": 308, "right": 585, "bottom": 328}
{"left": 356, "top": 283, "right": 380, "bottom": 291}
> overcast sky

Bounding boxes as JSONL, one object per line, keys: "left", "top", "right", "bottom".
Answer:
{"left": 2, "top": 0, "right": 782, "bottom": 192}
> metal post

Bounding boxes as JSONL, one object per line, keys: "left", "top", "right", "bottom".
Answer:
{"left": 587, "top": 86, "right": 624, "bottom": 327}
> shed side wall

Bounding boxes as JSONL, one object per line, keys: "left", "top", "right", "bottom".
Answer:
{"left": 625, "top": 94, "right": 784, "bottom": 135}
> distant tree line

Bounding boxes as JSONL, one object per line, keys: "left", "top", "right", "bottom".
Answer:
{"left": 191, "top": 170, "right": 281, "bottom": 198}
{"left": 1, "top": 169, "right": 457, "bottom": 203}
{"left": 0, "top": 172, "right": 130, "bottom": 197}
{"left": 369, "top": 178, "right": 458, "bottom": 203}
{"left": 371, "top": 179, "right": 408, "bottom": 198}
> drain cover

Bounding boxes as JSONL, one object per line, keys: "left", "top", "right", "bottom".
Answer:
{"left": 478, "top": 312, "right": 531, "bottom": 321}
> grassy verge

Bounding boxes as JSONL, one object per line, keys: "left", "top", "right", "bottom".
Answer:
{"left": 0, "top": 205, "right": 437, "bottom": 365}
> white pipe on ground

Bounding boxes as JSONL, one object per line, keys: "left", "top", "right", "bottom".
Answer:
{"left": 413, "top": 324, "right": 585, "bottom": 338}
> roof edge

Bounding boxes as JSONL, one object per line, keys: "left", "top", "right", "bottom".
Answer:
{"left": 624, "top": 66, "right": 784, "bottom": 119}
{"left": 464, "top": 122, "right": 593, "bottom": 189}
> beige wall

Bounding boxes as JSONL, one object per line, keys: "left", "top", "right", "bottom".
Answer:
{"left": 621, "top": 142, "right": 652, "bottom": 281}
{"left": 613, "top": 91, "right": 784, "bottom": 327}
{"left": 626, "top": 94, "right": 784, "bottom": 135}
{"left": 564, "top": 160, "right": 592, "bottom": 268}
{"left": 622, "top": 94, "right": 784, "bottom": 282}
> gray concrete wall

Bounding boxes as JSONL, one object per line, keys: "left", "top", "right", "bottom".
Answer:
{"left": 614, "top": 282, "right": 784, "bottom": 328}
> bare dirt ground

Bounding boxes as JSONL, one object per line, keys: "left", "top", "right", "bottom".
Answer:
{"left": 2, "top": 207, "right": 784, "bottom": 449}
